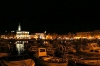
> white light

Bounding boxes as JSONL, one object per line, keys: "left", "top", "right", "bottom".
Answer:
{"left": 44, "top": 31, "right": 46, "bottom": 33}
{"left": 18, "top": 23, "right": 21, "bottom": 31}
{"left": 59, "top": 37, "right": 61, "bottom": 38}
{"left": 17, "top": 32, "right": 21, "bottom": 33}
{"left": 11, "top": 31, "right": 14, "bottom": 32}
{"left": 16, "top": 43, "right": 24, "bottom": 55}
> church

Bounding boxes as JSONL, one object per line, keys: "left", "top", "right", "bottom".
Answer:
{"left": 0, "top": 23, "right": 48, "bottom": 39}
{"left": 16, "top": 23, "right": 30, "bottom": 39}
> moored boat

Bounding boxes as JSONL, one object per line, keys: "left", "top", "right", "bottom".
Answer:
{"left": 1, "top": 54, "right": 35, "bottom": 66}
{"left": 78, "top": 43, "right": 100, "bottom": 55}
{"left": 74, "top": 56, "right": 100, "bottom": 66}
{"left": 34, "top": 47, "right": 68, "bottom": 66}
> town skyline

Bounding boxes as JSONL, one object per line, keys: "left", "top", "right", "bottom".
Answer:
{"left": 1, "top": 24, "right": 100, "bottom": 40}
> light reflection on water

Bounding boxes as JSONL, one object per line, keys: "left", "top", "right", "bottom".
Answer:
{"left": 15, "top": 41, "right": 28, "bottom": 55}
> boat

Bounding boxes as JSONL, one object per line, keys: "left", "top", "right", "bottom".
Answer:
{"left": 67, "top": 47, "right": 76, "bottom": 53}
{"left": 46, "top": 47, "right": 56, "bottom": 55}
{"left": 65, "top": 53, "right": 100, "bottom": 66}
{"left": 0, "top": 42, "right": 10, "bottom": 57}
{"left": 0, "top": 42, "right": 11, "bottom": 65}
{"left": 28, "top": 46, "right": 37, "bottom": 54}
{"left": 0, "top": 46, "right": 9, "bottom": 57}
{"left": 78, "top": 42, "right": 100, "bottom": 55}
{"left": 74, "top": 56, "right": 100, "bottom": 66}
{"left": 34, "top": 47, "right": 68, "bottom": 66}
{"left": 1, "top": 54, "right": 35, "bottom": 66}
{"left": 66, "top": 44, "right": 76, "bottom": 53}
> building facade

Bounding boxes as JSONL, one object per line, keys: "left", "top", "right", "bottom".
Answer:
{"left": 16, "top": 23, "right": 30, "bottom": 39}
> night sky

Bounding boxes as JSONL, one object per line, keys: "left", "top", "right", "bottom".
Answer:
{"left": 0, "top": 1, "right": 100, "bottom": 34}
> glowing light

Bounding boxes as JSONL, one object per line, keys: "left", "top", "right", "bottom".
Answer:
{"left": 59, "top": 37, "right": 61, "bottom": 38}
{"left": 44, "top": 31, "right": 46, "bottom": 33}
{"left": 74, "top": 37, "right": 81, "bottom": 39}
{"left": 16, "top": 42, "right": 24, "bottom": 55}
{"left": 11, "top": 31, "right": 14, "bottom": 32}
{"left": 16, "top": 31, "right": 30, "bottom": 39}
{"left": 18, "top": 23, "right": 21, "bottom": 31}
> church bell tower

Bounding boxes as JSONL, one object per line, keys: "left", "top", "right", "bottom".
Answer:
{"left": 18, "top": 23, "right": 21, "bottom": 31}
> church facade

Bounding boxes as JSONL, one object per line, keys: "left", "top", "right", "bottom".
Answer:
{"left": 16, "top": 23, "right": 30, "bottom": 39}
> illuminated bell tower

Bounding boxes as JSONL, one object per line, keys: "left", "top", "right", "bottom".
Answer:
{"left": 18, "top": 23, "right": 21, "bottom": 31}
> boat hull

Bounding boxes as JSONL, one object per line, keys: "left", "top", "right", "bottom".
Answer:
{"left": 47, "top": 51, "right": 55, "bottom": 55}
{"left": 34, "top": 56, "right": 68, "bottom": 66}
{"left": 73, "top": 59, "right": 100, "bottom": 66}
{"left": 78, "top": 51, "right": 100, "bottom": 56}
{"left": 43, "top": 61, "right": 68, "bottom": 66}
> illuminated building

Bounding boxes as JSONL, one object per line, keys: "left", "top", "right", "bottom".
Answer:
{"left": 93, "top": 30, "right": 100, "bottom": 38}
{"left": 51, "top": 33, "right": 58, "bottom": 39}
{"left": 75, "top": 31, "right": 95, "bottom": 39}
{"left": 76, "top": 32, "right": 92, "bottom": 38}
{"left": 30, "top": 33, "right": 45, "bottom": 39}
{"left": 15, "top": 23, "right": 29, "bottom": 55}
{"left": 35, "top": 33, "right": 45, "bottom": 39}
{"left": 1, "top": 35, "right": 6, "bottom": 39}
{"left": 16, "top": 23, "right": 30, "bottom": 39}
{"left": 30, "top": 31, "right": 46, "bottom": 39}
{"left": 46, "top": 35, "right": 52, "bottom": 39}
{"left": 0, "top": 31, "right": 16, "bottom": 39}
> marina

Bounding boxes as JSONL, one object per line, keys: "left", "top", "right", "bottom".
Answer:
{"left": 0, "top": 38, "right": 100, "bottom": 66}
{"left": 0, "top": 24, "right": 100, "bottom": 66}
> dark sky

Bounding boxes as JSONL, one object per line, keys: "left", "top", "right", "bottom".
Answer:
{"left": 0, "top": 1, "right": 100, "bottom": 34}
